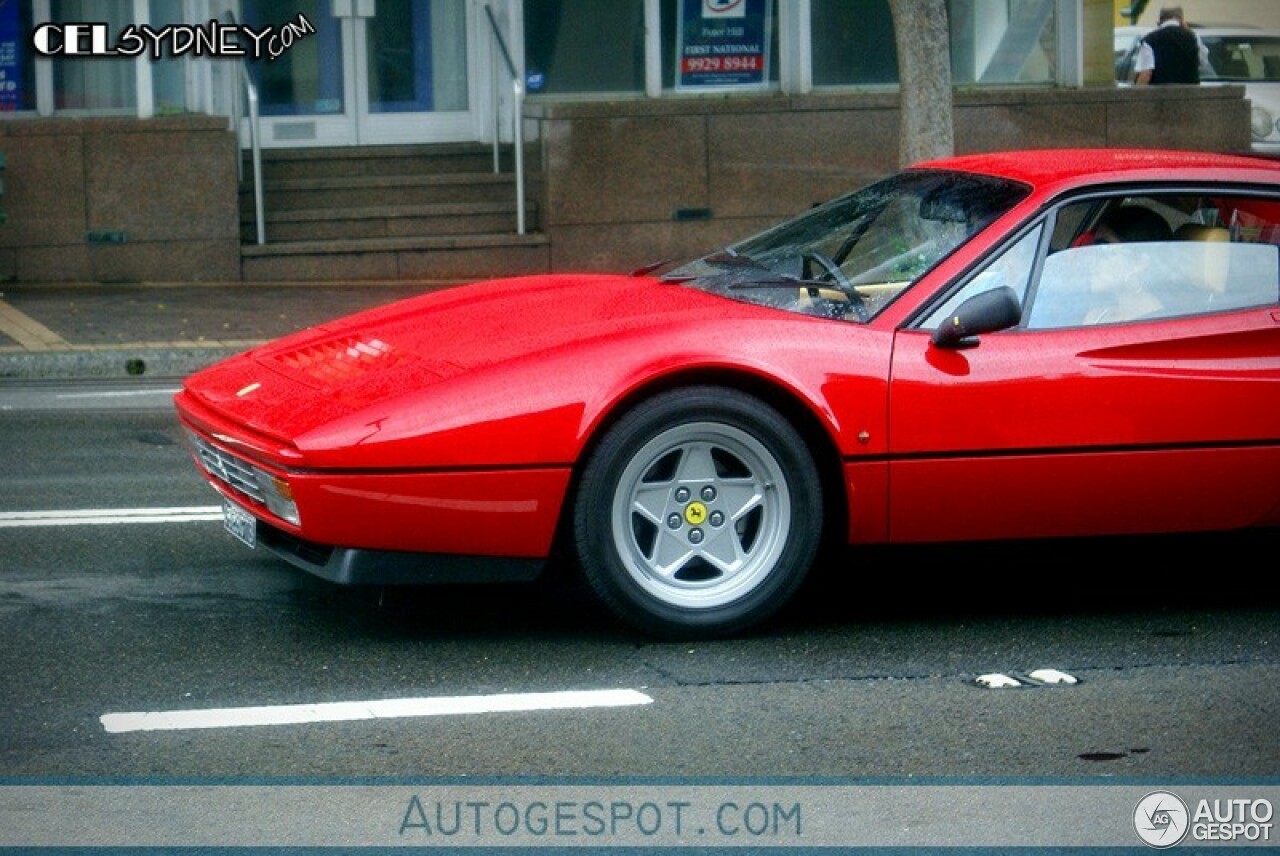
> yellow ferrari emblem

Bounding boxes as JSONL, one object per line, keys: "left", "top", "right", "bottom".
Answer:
{"left": 684, "top": 502, "right": 708, "bottom": 525}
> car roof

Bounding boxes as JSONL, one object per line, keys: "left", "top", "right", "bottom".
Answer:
{"left": 911, "top": 148, "right": 1280, "bottom": 194}
{"left": 1121, "top": 23, "right": 1276, "bottom": 35}
{"left": 1194, "top": 26, "right": 1277, "bottom": 36}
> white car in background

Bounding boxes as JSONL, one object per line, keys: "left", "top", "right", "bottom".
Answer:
{"left": 1114, "top": 25, "right": 1147, "bottom": 78}
{"left": 1115, "top": 24, "right": 1280, "bottom": 154}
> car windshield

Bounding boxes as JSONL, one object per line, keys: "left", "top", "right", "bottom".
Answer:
{"left": 663, "top": 170, "right": 1030, "bottom": 323}
{"left": 1202, "top": 35, "right": 1280, "bottom": 81}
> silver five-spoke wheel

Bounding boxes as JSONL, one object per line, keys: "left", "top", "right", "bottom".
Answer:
{"left": 612, "top": 422, "right": 790, "bottom": 610}
{"left": 574, "top": 386, "right": 823, "bottom": 638}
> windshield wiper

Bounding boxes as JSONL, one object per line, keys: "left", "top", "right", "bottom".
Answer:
{"left": 632, "top": 258, "right": 678, "bottom": 277}
{"left": 727, "top": 276, "right": 833, "bottom": 293}
{"left": 704, "top": 247, "right": 767, "bottom": 268}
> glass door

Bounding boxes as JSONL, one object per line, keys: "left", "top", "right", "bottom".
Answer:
{"left": 355, "top": 0, "right": 473, "bottom": 143}
{"left": 243, "top": 0, "right": 475, "bottom": 147}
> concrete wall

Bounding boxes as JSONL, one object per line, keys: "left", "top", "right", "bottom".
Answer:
{"left": 0, "top": 84, "right": 1252, "bottom": 285}
{"left": 1083, "top": 0, "right": 1119, "bottom": 85}
{"left": 527, "top": 84, "right": 1254, "bottom": 273}
{"left": 0, "top": 116, "right": 239, "bottom": 283}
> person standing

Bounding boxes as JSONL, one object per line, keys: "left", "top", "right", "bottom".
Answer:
{"left": 1133, "top": 6, "right": 1207, "bottom": 85}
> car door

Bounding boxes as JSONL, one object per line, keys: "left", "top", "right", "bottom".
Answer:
{"left": 883, "top": 187, "right": 1280, "bottom": 544}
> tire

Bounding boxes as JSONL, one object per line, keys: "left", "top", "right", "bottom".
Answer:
{"left": 573, "top": 386, "right": 823, "bottom": 639}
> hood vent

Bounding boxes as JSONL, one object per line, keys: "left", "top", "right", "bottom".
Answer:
{"left": 273, "top": 336, "right": 400, "bottom": 386}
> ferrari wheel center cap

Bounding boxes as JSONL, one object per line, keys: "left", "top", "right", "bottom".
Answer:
{"left": 684, "top": 501, "right": 708, "bottom": 525}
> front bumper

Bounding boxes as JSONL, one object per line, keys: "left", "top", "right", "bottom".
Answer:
{"left": 179, "top": 412, "right": 573, "bottom": 576}
{"left": 252, "top": 517, "right": 545, "bottom": 585}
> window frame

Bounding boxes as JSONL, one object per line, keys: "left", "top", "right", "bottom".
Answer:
{"left": 911, "top": 182, "right": 1280, "bottom": 334}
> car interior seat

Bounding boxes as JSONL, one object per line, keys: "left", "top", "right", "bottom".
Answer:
{"left": 1171, "top": 223, "right": 1232, "bottom": 311}
{"left": 1173, "top": 223, "right": 1280, "bottom": 313}
{"left": 1173, "top": 224, "right": 1229, "bottom": 243}
{"left": 1217, "top": 55, "right": 1250, "bottom": 78}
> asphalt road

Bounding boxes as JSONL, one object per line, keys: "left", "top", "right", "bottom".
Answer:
{"left": 2, "top": 379, "right": 1279, "bottom": 781}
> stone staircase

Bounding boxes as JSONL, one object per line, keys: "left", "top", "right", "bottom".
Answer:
{"left": 238, "top": 143, "right": 548, "bottom": 284}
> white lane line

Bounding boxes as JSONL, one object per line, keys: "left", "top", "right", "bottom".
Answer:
{"left": 0, "top": 506, "right": 222, "bottom": 528}
{"left": 54, "top": 388, "right": 181, "bottom": 400}
{"left": 101, "top": 689, "right": 654, "bottom": 734}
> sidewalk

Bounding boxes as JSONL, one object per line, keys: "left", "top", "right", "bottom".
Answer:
{"left": 0, "top": 281, "right": 456, "bottom": 381}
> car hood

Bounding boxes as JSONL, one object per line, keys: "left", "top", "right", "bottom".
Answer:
{"left": 178, "top": 273, "right": 774, "bottom": 450}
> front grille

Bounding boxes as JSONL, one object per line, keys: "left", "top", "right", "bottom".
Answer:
{"left": 189, "top": 433, "right": 265, "bottom": 503}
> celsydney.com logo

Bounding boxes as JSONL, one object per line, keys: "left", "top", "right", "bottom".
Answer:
{"left": 30, "top": 14, "right": 315, "bottom": 62}
{"left": 1134, "top": 791, "right": 1189, "bottom": 849}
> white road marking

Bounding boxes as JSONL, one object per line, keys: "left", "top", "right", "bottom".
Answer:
{"left": 1028, "top": 668, "right": 1079, "bottom": 685}
{"left": 0, "top": 506, "right": 223, "bottom": 528}
{"left": 0, "top": 300, "right": 70, "bottom": 349}
{"left": 0, "top": 381, "right": 183, "bottom": 412}
{"left": 101, "top": 689, "right": 654, "bottom": 733}
{"left": 975, "top": 669, "right": 1081, "bottom": 688}
{"left": 53, "top": 388, "right": 181, "bottom": 400}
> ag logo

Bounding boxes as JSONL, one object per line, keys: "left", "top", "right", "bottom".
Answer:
{"left": 1134, "top": 791, "right": 1189, "bottom": 848}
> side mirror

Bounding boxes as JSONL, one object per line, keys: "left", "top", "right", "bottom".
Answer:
{"left": 930, "top": 286, "right": 1022, "bottom": 349}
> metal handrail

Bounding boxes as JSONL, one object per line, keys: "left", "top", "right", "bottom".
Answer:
{"left": 240, "top": 64, "right": 265, "bottom": 246}
{"left": 484, "top": 5, "right": 526, "bottom": 235}
{"left": 223, "top": 10, "right": 265, "bottom": 245}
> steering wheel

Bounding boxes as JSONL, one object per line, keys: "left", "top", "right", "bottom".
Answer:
{"left": 803, "top": 251, "right": 869, "bottom": 321}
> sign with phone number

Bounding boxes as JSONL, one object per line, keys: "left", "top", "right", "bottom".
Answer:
{"left": 676, "top": 0, "right": 771, "bottom": 91}
{"left": 0, "top": 0, "right": 21, "bottom": 111}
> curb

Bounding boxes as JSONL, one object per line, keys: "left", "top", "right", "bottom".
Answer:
{"left": 0, "top": 346, "right": 250, "bottom": 381}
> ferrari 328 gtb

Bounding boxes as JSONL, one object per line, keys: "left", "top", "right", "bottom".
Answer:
{"left": 175, "top": 148, "right": 1280, "bottom": 638}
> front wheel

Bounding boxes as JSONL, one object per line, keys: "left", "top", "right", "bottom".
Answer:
{"left": 573, "top": 387, "right": 823, "bottom": 638}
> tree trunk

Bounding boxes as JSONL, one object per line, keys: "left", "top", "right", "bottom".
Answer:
{"left": 889, "top": 0, "right": 955, "bottom": 167}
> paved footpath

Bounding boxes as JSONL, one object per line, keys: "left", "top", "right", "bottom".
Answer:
{"left": 0, "top": 281, "right": 456, "bottom": 381}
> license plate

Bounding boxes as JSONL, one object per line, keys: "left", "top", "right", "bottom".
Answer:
{"left": 222, "top": 500, "right": 257, "bottom": 549}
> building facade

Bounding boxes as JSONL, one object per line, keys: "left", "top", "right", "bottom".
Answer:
{"left": 0, "top": 0, "right": 1257, "bottom": 284}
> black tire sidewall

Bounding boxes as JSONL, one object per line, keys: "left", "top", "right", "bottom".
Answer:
{"left": 573, "top": 386, "right": 823, "bottom": 638}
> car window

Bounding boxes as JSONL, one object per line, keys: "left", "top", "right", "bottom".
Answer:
{"left": 1028, "top": 241, "right": 1279, "bottom": 328}
{"left": 1114, "top": 29, "right": 1143, "bottom": 82}
{"left": 1202, "top": 36, "right": 1280, "bottom": 82}
{"left": 1024, "top": 192, "right": 1280, "bottom": 330}
{"left": 666, "top": 170, "right": 1030, "bottom": 323}
{"left": 917, "top": 224, "right": 1043, "bottom": 329}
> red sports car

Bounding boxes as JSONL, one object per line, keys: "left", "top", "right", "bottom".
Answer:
{"left": 175, "top": 148, "right": 1280, "bottom": 638}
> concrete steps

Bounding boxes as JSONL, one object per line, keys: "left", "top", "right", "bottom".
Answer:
{"left": 239, "top": 144, "right": 545, "bottom": 283}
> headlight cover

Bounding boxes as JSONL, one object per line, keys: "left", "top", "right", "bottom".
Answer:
{"left": 252, "top": 465, "right": 301, "bottom": 526}
{"left": 1251, "top": 105, "right": 1276, "bottom": 140}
